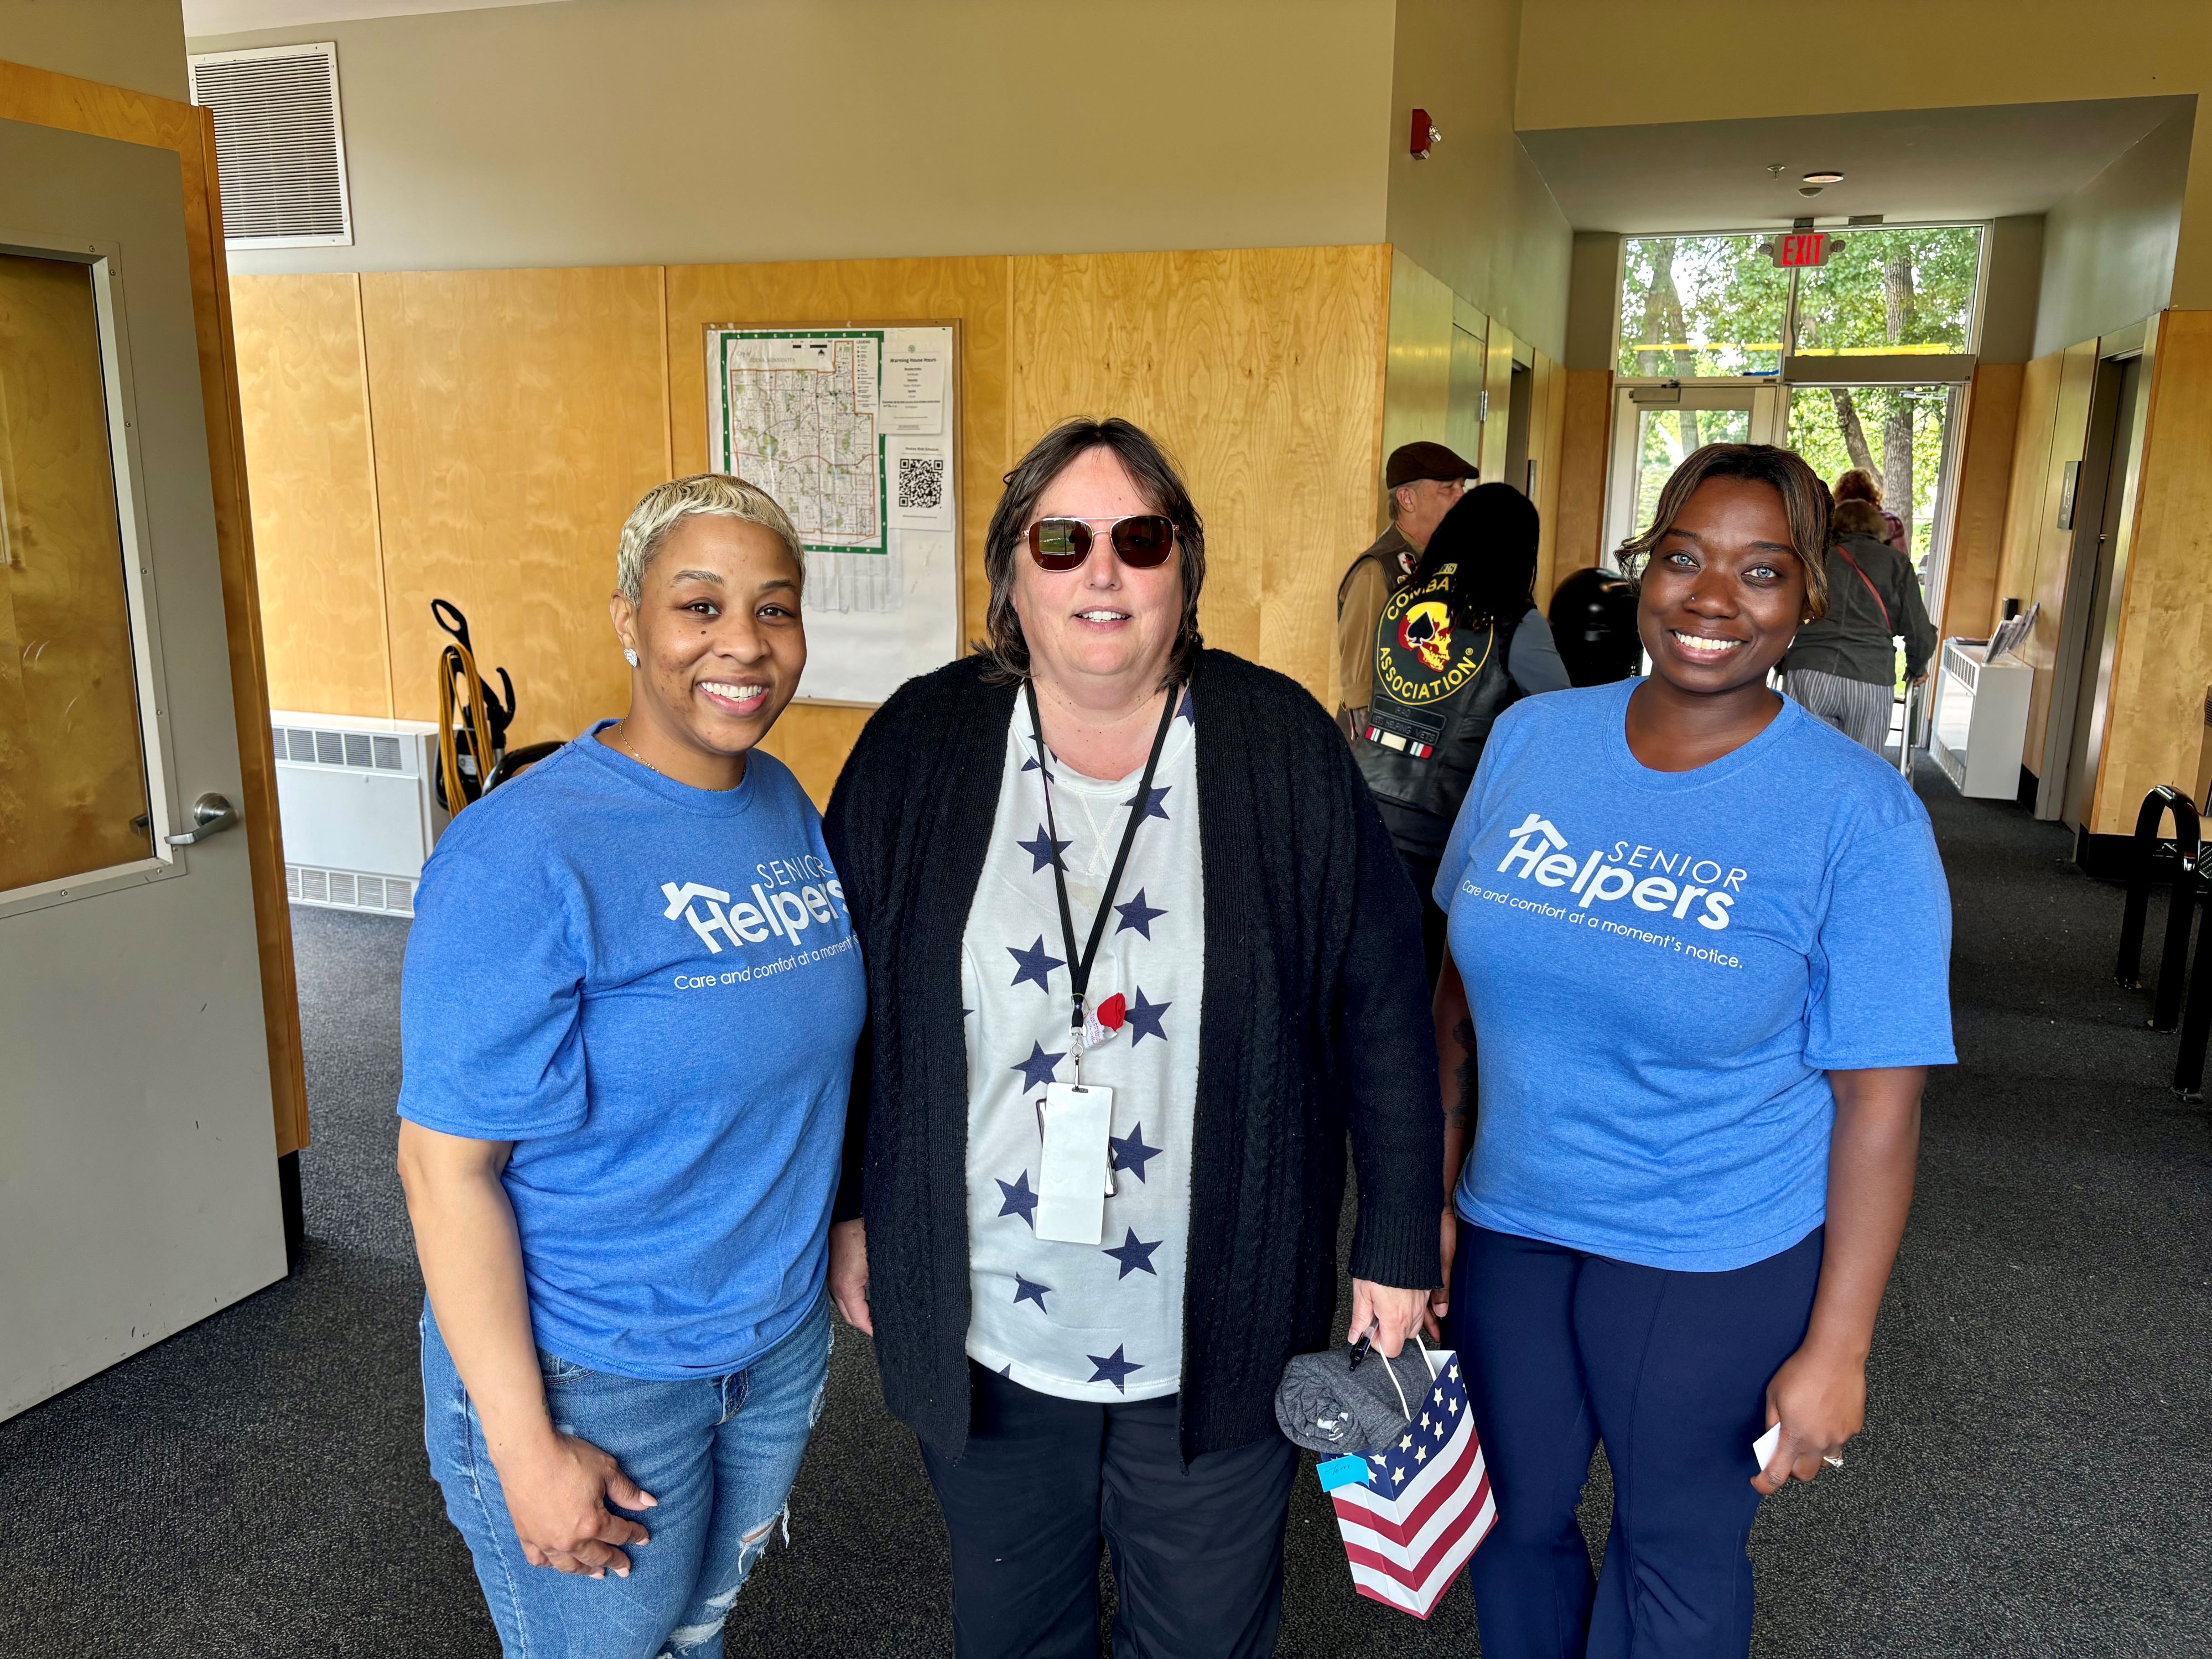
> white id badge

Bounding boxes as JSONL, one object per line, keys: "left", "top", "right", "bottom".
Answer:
{"left": 1035, "top": 1082, "right": 1113, "bottom": 1244}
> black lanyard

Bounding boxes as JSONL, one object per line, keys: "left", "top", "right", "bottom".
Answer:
{"left": 1023, "top": 678, "right": 1179, "bottom": 1044}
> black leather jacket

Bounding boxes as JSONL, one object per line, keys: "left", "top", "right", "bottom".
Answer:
{"left": 1351, "top": 560, "right": 1524, "bottom": 836}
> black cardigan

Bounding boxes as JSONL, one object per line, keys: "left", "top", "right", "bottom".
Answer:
{"left": 823, "top": 649, "right": 1442, "bottom": 1463}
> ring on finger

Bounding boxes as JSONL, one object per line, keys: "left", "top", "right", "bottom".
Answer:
{"left": 1821, "top": 1454, "right": 1844, "bottom": 1469}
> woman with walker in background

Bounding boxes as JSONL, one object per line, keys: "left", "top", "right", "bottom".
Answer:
{"left": 1429, "top": 444, "right": 1954, "bottom": 1657}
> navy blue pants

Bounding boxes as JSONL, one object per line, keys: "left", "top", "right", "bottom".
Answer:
{"left": 1446, "top": 1222, "right": 1824, "bottom": 1658}
{"left": 920, "top": 1362, "right": 1297, "bottom": 1659}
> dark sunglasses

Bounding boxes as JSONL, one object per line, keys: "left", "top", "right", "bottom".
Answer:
{"left": 1024, "top": 514, "right": 1177, "bottom": 572}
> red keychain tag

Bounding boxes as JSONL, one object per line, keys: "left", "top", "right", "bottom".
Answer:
{"left": 1082, "top": 992, "right": 1127, "bottom": 1052}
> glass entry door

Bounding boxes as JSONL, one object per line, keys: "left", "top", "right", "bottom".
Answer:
{"left": 1784, "top": 382, "right": 1960, "bottom": 590}
{"left": 1603, "top": 383, "right": 1783, "bottom": 562}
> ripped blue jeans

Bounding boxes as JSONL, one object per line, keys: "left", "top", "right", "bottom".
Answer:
{"left": 420, "top": 1289, "right": 831, "bottom": 1659}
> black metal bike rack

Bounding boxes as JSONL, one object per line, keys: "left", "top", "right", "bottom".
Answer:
{"left": 2114, "top": 784, "right": 2201, "bottom": 1033}
{"left": 2170, "top": 849, "right": 2212, "bottom": 1100}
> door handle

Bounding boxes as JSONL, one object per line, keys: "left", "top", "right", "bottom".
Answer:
{"left": 166, "top": 792, "right": 239, "bottom": 845}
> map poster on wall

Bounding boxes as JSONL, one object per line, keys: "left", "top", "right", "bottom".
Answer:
{"left": 705, "top": 323, "right": 961, "bottom": 706}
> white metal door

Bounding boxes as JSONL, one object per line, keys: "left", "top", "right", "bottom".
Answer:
{"left": 1603, "top": 383, "right": 1783, "bottom": 564}
{"left": 0, "top": 119, "right": 286, "bottom": 1419}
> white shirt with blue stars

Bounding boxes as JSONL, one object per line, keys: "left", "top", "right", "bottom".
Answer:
{"left": 958, "top": 685, "right": 1202, "bottom": 1403}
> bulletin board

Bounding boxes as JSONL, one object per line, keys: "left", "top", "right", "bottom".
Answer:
{"left": 704, "top": 321, "right": 962, "bottom": 706}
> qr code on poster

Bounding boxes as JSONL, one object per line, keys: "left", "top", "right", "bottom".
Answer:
{"left": 896, "top": 454, "right": 946, "bottom": 512}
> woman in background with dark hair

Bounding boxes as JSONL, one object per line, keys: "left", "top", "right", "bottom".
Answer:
{"left": 823, "top": 418, "right": 1441, "bottom": 1658}
{"left": 1430, "top": 444, "right": 1952, "bottom": 1658}
{"left": 1352, "top": 481, "right": 1571, "bottom": 983}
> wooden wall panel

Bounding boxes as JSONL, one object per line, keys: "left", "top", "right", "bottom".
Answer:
{"left": 2092, "top": 310, "right": 2212, "bottom": 835}
{"left": 229, "top": 274, "right": 390, "bottom": 718}
{"left": 1552, "top": 368, "right": 1613, "bottom": 579}
{"left": 361, "top": 267, "right": 669, "bottom": 748}
{"left": 1991, "top": 350, "right": 2062, "bottom": 623}
{"left": 663, "top": 256, "right": 1013, "bottom": 805}
{"left": 0, "top": 63, "right": 307, "bottom": 1156}
{"left": 1012, "top": 245, "right": 1392, "bottom": 711}
{"left": 2020, "top": 340, "right": 2099, "bottom": 772}
{"left": 1529, "top": 349, "right": 1569, "bottom": 601}
{"left": 1935, "top": 361, "right": 2024, "bottom": 644}
{"left": 1380, "top": 251, "right": 1454, "bottom": 516}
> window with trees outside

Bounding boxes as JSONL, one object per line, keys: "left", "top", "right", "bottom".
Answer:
{"left": 1616, "top": 225, "right": 1986, "bottom": 582}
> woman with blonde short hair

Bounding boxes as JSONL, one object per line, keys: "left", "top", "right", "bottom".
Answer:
{"left": 397, "top": 474, "right": 865, "bottom": 1659}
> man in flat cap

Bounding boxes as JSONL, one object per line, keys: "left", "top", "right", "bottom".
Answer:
{"left": 1335, "top": 440, "right": 1478, "bottom": 740}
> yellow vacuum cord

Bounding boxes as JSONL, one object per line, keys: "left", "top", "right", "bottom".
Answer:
{"left": 437, "top": 639, "right": 497, "bottom": 815}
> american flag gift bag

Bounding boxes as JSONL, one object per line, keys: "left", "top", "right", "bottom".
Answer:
{"left": 1297, "top": 1339, "right": 1496, "bottom": 1618}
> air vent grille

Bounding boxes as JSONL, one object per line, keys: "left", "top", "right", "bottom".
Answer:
{"left": 287, "top": 863, "right": 413, "bottom": 917}
{"left": 274, "top": 725, "right": 410, "bottom": 774}
{"left": 189, "top": 42, "right": 352, "bottom": 249}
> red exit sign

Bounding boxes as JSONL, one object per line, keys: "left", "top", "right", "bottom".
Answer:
{"left": 1769, "top": 231, "right": 1831, "bottom": 268}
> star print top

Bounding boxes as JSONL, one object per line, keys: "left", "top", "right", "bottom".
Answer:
{"left": 957, "top": 687, "right": 1203, "bottom": 1402}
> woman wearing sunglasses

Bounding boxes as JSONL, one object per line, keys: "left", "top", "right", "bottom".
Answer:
{"left": 823, "top": 418, "right": 1441, "bottom": 1658}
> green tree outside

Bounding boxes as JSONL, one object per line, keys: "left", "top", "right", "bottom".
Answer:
{"left": 1619, "top": 226, "right": 1983, "bottom": 576}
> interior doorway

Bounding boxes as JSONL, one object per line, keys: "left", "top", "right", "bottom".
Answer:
{"left": 1603, "top": 382, "right": 1784, "bottom": 558}
{"left": 2043, "top": 351, "right": 2147, "bottom": 829}
{"left": 1503, "top": 356, "right": 1534, "bottom": 496}
{"left": 0, "top": 108, "right": 289, "bottom": 1421}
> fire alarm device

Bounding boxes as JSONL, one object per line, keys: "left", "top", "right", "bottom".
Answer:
{"left": 1410, "top": 108, "right": 1440, "bottom": 160}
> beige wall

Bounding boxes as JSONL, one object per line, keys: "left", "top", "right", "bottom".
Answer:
{"left": 2037, "top": 107, "right": 2193, "bottom": 357}
{"left": 1980, "top": 215, "right": 2046, "bottom": 365}
{"left": 1382, "top": 0, "right": 1571, "bottom": 361}
{"left": 2, "top": 0, "right": 186, "bottom": 99}
{"left": 190, "top": 0, "right": 1396, "bottom": 277}
{"left": 1561, "top": 231, "right": 1620, "bottom": 372}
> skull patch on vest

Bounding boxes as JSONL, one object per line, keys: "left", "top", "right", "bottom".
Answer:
{"left": 1375, "top": 564, "right": 1492, "bottom": 706}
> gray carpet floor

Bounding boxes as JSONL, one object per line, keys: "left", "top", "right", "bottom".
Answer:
{"left": 2, "top": 762, "right": 2207, "bottom": 1655}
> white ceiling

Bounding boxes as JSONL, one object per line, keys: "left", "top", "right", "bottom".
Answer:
{"left": 1520, "top": 97, "right": 2195, "bottom": 232}
{"left": 184, "top": 0, "right": 565, "bottom": 35}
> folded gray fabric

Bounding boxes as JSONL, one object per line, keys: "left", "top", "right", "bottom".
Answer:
{"left": 1274, "top": 1344, "right": 1435, "bottom": 1454}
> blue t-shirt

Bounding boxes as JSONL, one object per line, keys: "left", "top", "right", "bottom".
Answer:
{"left": 398, "top": 725, "right": 866, "bottom": 1378}
{"left": 1438, "top": 679, "right": 1954, "bottom": 1272}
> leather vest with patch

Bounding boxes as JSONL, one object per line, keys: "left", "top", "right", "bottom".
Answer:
{"left": 1351, "top": 561, "right": 1524, "bottom": 822}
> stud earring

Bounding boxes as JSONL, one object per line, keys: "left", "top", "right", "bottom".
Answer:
{"left": 624, "top": 647, "right": 639, "bottom": 668}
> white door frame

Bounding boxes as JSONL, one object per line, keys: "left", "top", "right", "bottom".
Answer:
{"left": 1602, "top": 382, "right": 1784, "bottom": 565}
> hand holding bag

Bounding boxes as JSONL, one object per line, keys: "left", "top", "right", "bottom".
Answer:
{"left": 1275, "top": 1335, "right": 1497, "bottom": 1619}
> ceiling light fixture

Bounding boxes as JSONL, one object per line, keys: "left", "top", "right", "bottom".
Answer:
{"left": 1802, "top": 170, "right": 1845, "bottom": 185}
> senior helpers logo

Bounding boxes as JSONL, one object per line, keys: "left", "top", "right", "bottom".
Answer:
{"left": 661, "top": 866, "right": 847, "bottom": 954}
{"left": 1493, "top": 812, "right": 1744, "bottom": 933}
